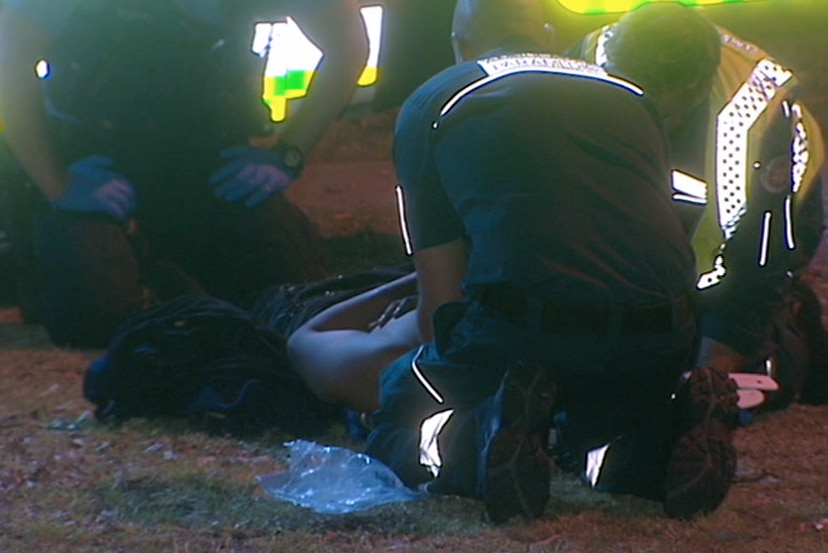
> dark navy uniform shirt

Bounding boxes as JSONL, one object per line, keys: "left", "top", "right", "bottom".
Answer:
{"left": 394, "top": 43, "right": 697, "bottom": 306}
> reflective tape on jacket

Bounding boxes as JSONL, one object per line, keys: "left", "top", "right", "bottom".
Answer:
{"left": 435, "top": 53, "right": 642, "bottom": 127}
{"left": 583, "top": 25, "right": 826, "bottom": 290}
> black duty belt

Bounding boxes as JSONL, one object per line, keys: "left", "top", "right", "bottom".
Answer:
{"left": 478, "top": 286, "right": 692, "bottom": 335}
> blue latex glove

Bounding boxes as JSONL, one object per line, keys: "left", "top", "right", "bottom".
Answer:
{"left": 209, "top": 146, "right": 294, "bottom": 208}
{"left": 52, "top": 156, "right": 136, "bottom": 220}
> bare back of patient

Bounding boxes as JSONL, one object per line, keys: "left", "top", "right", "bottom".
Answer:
{"left": 287, "top": 273, "right": 421, "bottom": 413}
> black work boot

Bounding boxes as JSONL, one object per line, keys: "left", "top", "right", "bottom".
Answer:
{"left": 664, "top": 366, "right": 739, "bottom": 520}
{"left": 480, "top": 363, "right": 556, "bottom": 524}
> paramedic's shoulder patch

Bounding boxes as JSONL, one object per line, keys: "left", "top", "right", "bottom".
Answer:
{"left": 477, "top": 53, "right": 607, "bottom": 77}
{"left": 759, "top": 155, "right": 792, "bottom": 194}
{"left": 720, "top": 30, "right": 762, "bottom": 56}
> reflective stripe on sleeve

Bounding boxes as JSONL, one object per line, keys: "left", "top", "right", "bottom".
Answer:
{"left": 784, "top": 195, "right": 795, "bottom": 250}
{"left": 672, "top": 170, "right": 708, "bottom": 205}
{"left": 758, "top": 211, "right": 772, "bottom": 267}
{"left": 396, "top": 185, "right": 414, "bottom": 256}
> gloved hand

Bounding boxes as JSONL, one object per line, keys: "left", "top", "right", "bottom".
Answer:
{"left": 52, "top": 156, "right": 136, "bottom": 221}
{"left": 209, "top": 145, "right": 294, "bottom": 208}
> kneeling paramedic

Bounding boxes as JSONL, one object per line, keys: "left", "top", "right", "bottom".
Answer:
{"left": 363, "top": 0, "right": 739, "bottom": 524}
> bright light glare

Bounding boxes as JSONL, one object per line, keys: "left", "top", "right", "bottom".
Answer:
{"left": 35, "top": 59, "right": 49, "bottom": 79}
{"left": 556, "top": 0, "right": 769, "bottom": 15}
{"left": 253, "top": 4, "right": 384, "bottom": 122}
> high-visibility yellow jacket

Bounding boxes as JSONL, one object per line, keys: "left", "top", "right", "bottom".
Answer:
{"left": 571, "top": 25, "right": 826, "bottom": 354}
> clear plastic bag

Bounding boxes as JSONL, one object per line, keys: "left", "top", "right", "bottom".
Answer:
{"left": 257, "top": 440, "right": 427, "bottom": 514}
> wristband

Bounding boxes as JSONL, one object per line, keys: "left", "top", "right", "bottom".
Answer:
{"left": 274, "top": 140, "right": 305, "bottom": 178}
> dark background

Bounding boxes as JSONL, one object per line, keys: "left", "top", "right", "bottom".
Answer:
{"left": 372, "top": 0, "right": 828, "bottom": 131}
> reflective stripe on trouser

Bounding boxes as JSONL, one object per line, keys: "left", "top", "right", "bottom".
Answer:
{"left": 365, "top": 299, "right": 509, "bottom": 490}
{"left": 365, "top": 340, "right": 506, "bottom": 490}
{"left": 367, "top": 299, "right": 694, "bottom": 500}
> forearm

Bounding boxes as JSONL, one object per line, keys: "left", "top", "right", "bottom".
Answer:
{"left": 277, "top": 56, "right": 363, "bottom": 155}
{"left": 0, "top": 83, "right": 67, "bottom": 199}
{"left": 278, "top": 0, "right": 369, "bottom": 155}
{"left": 287, "top": 279, "right": 421, "bottom": 412}
{"left": 301, "top": 272, "right": 418, "bottom": 332}
{"left": 0, "top": 13, "right": 67, "bottom": 199}
{"left": 288, "top": 312, "right": 420, "bottom": 412}
{"left": 413, "top": 239, "right": 468, "bottom": 342}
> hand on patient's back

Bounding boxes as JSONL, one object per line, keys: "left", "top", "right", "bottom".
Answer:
{"left": 53, "top": 156, "right": 136, "bottom": 220}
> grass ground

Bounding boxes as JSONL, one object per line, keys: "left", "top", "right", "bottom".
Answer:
{"left": 2, "top": 276, "right": 828, "bottom": 553}
{"left": 2, "top": 1, "right": 828, "bottom": 551}
{"left": 3, "top": 232, "right": 828, "bottom": 553}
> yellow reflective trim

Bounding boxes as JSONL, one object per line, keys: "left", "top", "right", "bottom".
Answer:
{"left": 255, "top": 5, "right": 384, "bottom": 122}
{"left": 557, "top": 0, "right": 769, "bottom": 15}
{"left": 357, "top": 5, "right": 384, "bottom": 86}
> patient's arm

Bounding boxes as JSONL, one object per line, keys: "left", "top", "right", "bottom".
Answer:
{"left": 286, "top": 272, "right": 421, "bottom": 412}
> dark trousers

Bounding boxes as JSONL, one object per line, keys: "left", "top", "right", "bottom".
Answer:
{"left": 365, "top": 299, "right": 696, "bottom": 501}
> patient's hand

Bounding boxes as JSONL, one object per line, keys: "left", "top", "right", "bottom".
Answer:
{"left": 369, "top": 295, "right": 418, "bottom": 331}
